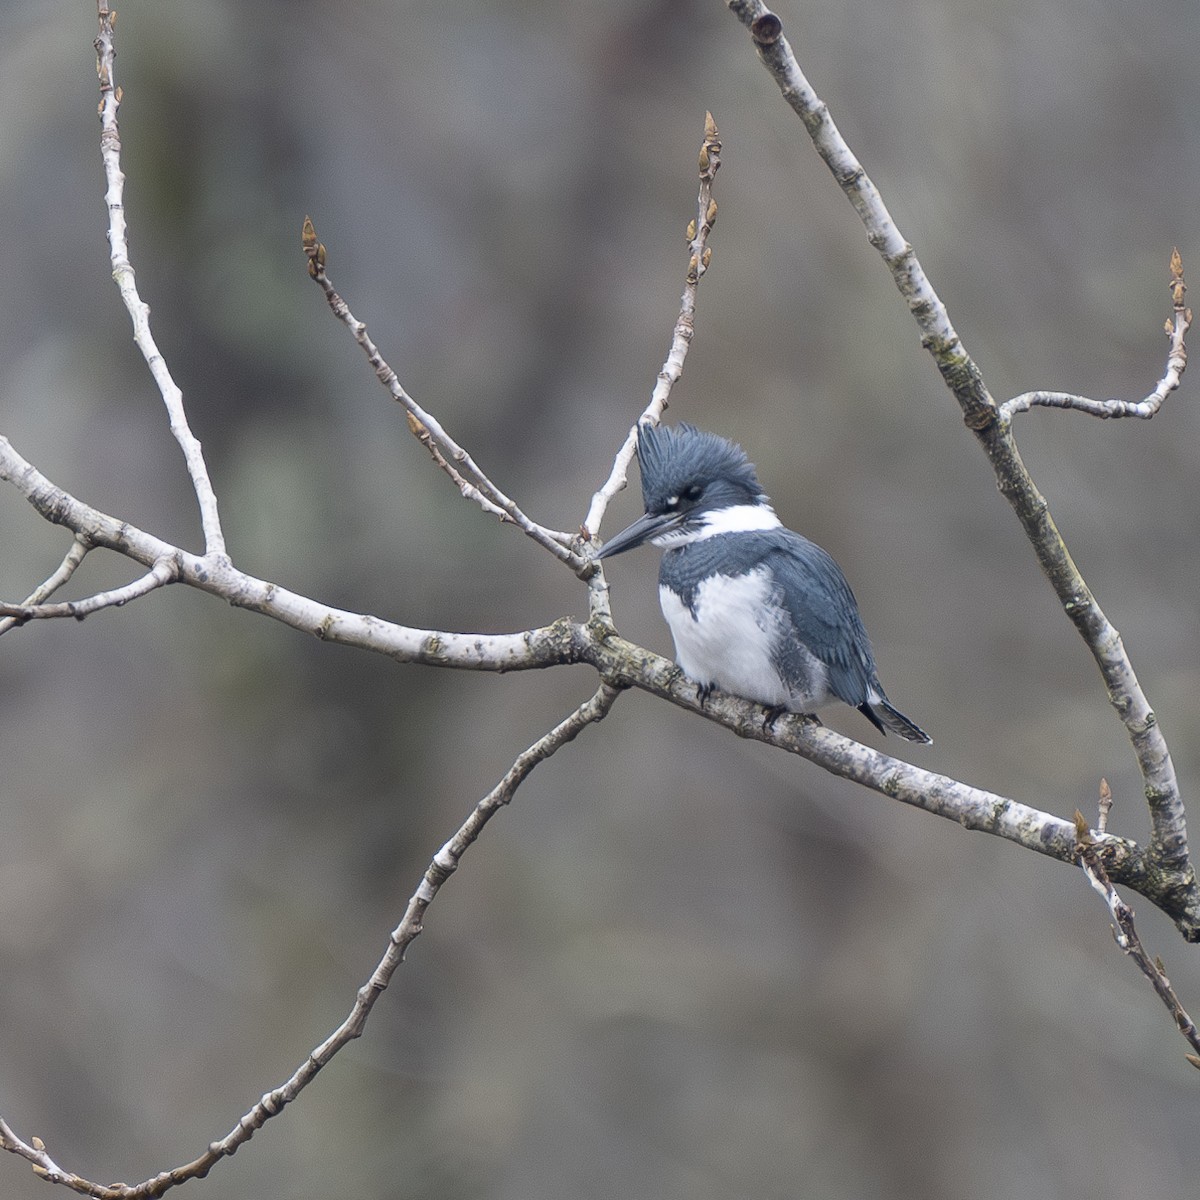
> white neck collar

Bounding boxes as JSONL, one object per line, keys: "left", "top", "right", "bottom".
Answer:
{"left": 651, "top": 503, "right": 782, "bottom": 548}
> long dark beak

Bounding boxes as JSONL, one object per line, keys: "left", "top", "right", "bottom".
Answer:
{"left": 596, "top": 510, "right": 683, "bottom": 559}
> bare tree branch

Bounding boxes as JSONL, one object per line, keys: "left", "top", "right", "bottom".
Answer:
{"left": 4, "top": 428, "right": 1199, "bottom": 939}
{"left": 725, "top": 0, "right": 1194, "bottom": 890}
{"left": 1001, "top": 250, "right": 1191, "bottom": 421}
{"left": 0, "top": 1121, "right": 81, "bottom": 1194}
{"left": 584, "top": 112, "right": 723, "bottom": 541}
{"left": 0, "top": 684, "right": 621, "bottom": 1198}
{"left": 299, "top": 217, "right": 585, "bottom": 572}
{"left": 0, "top": 555, "right": 178, "bottom": 624}
{"left": 93, "top": 3, "right": 226, "bottom": 559}
{"left": 1075, "top": 806, "right": 1200, "bottom": 1068}
{"left": 3, "top": 6, "right": 1199, "bottom": 1196}
{"left": 588, "top": 630, "right": 1199, "bottom": 937}
{"left": 583, "top": 112, "right": 723, "bottom": 630}
{"left": 0, "top": 535, "right": 90, "bottom": 635}
{"left": 0, "top": 434, "right": 573, "bottom": 667}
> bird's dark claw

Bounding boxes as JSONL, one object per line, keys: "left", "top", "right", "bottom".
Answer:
{"left": 762, "top": 705, "right": 787, "bottom": 735}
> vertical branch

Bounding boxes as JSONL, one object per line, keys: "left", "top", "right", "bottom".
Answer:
{"left": 94, "top": 4, "right": 227, "bottom": 558}
{"left": 583, "top": 112, "right": 723, "bottom": 541}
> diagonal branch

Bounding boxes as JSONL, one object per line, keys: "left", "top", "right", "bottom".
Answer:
{"left": 584, "top": 112, "right": 723, "bottom": 627}
{"left": 1075, "top": 808, "right": 1200, "bottom": 1068}
{"left": 94, "top": 4, "right": 226, "bottom": 559}
{"left": 0, "top": 684, "right": 621, "bottom": 1198}
{"left": 0, "top": 535, "right": 90, "bottom": 635}
{"left": 725, "top": 0, "right": 1193, "bottom": 887}
{"left": 300, "top": 218, "right": 585, "bottom": 573}
{"left": 587, "top": 631, "right": 1200, "bottom": 936}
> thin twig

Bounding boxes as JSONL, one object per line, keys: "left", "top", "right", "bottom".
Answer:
{"left": 584, "top": 112, "right": 723, "bottom": 541}
{"left": 0, "top": 555, "right": 178, "bottom": 625}
{"left": 0, "top": 684, "right": 620, "bottom": 1199}
{"left": 300, "top": 218, "right": 585, "bottom": 572}
{"left": 0, "top": 1121, "right": 82, "bottom": 1194}
{"left": 1075, "top": 809, "right": 1200, "bottom": 1069}
{"left": 1001, "top": 250, "right": 1191, "bottom": 421}
{"left": 94, "top": 4, "right": 226, "bottom": 559}
{"left": 0, "top": 535, "right": 90, "bottom": 635}
{"left": 1098, "top": 777, "right": 1113, "bottom": 835}
{"left": 403, "top": 411, "right": 513, "bottom": 523}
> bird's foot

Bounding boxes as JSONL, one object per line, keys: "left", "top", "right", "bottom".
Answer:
{"left": 762, "top": 705, "right": 787, "bottom": 735}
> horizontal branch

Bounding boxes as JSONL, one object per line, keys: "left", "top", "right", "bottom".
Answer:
{"left": 0, "top": 434, "right": 576, "bottom": 668}
{"left": 4, "top": 429, "right": 1198, "bottom": 938}
{"left": 1000, "top": 249, "right": 1191, "bottom": 421}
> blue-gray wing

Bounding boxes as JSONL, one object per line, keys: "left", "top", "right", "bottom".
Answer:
{"left": 761, "top": 533, "right": 878, "bottom": 707}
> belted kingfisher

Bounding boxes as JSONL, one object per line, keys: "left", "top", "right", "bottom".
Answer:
{"left": 597, "top": 422, "right": 931, "bottom": 743}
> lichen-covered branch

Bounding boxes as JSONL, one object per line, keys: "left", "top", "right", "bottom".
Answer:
{"left": 4, "top": 427, "right": 1198, "bottom": 939}
{"left": 587, "top": 630, "right": 1200, "bottom": 940}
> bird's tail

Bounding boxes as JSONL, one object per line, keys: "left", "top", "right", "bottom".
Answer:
{"left": 861, "top": 694, "right": 932, "bottom": 744}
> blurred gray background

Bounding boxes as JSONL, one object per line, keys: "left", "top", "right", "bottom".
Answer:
{"left": 2, "top": 2, "right": 1199, "bottom": 1198}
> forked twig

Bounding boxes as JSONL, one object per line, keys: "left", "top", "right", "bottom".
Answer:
{"left": 0, "top": 535, "right": 90, "bottom": 635}
{"left": 0, "top": 556, "right": 179, "bottom": 625}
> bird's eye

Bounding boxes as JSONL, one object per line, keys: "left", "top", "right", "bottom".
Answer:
{"left": 681, "top": 484, "right": 703, "bottom": 503}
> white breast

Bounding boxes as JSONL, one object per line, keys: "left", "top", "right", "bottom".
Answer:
{"left": 659, "top": 567, "right": 832, "bottom": 711}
